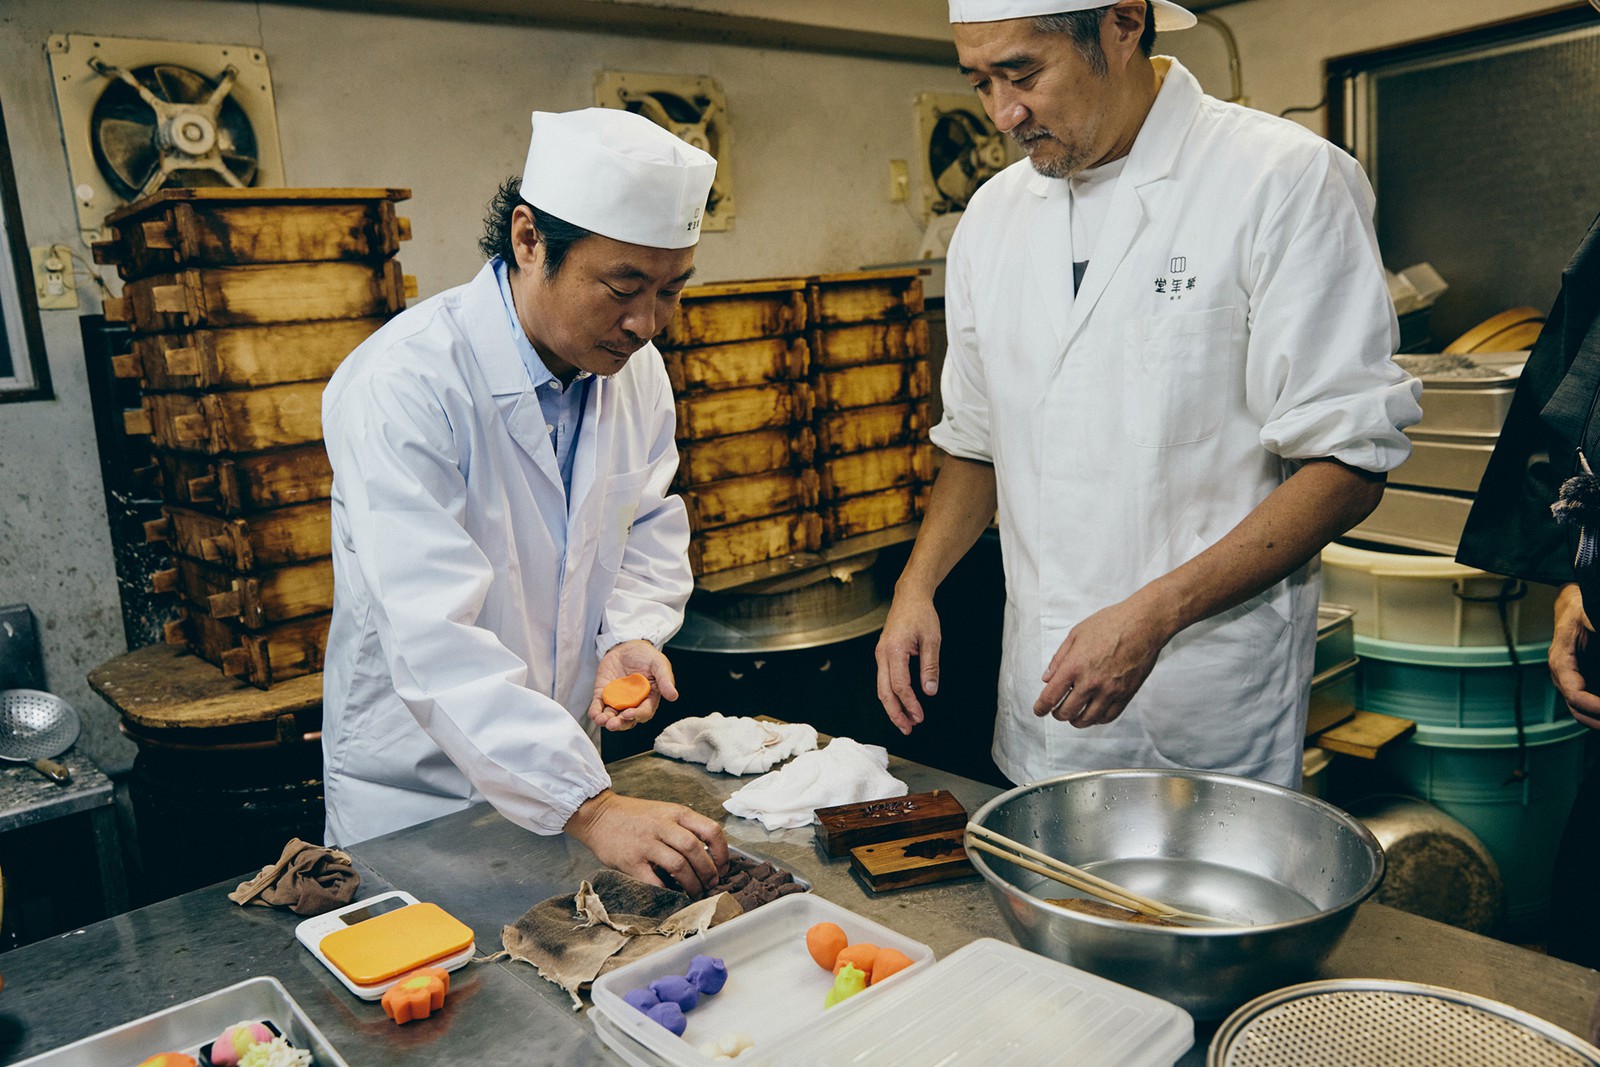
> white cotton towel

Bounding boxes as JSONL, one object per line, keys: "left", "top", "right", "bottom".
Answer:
{"left": 722, "top": 737, "right": 908, "bottom": 831}
{"left": 652, "top": 713, "right": 818, "bottom": 776}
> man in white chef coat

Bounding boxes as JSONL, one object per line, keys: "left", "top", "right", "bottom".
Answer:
{"left": 876, "top": 0, "right": 1423, "bottom": 788}
{"left": 320, "top": 108, "right": 729, "bottom": 895}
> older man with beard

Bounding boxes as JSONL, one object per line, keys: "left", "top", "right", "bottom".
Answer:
{"left": 875, "top": 0, "right": 1422, "bottom": 789}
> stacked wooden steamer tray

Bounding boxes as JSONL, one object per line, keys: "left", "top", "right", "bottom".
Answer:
{"left": 662, "top": 268, "right": 933, "bottom": 579}
{"left": 808, "top": 269, "right": 934, "bottom": 548}
{"left": 101, "top": 188, "right": 414, "bottom": 688}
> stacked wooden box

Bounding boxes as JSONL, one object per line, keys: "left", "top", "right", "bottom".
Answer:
{"left": 808, "top": 269, "right": 933, "bottom": 545}
{"left": 100, "top": 187, "right": 413, "bottom": 688}
{"left": 662, "top": 278, "right": 822, "bottom": 577}
{"left": 662, "top": 268, "right": 932, "bottom": 578}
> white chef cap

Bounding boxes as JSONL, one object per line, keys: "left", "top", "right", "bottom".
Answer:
{"left": 520, "top": 108, "right": 717, "bottom": 250}
{"left": 949, "top": 0, "right": 1197, "bottom": 31}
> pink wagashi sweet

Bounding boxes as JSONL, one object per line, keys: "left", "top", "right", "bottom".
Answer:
{"left": 208, "top": 1020, "right": 274, "bottom": 1066}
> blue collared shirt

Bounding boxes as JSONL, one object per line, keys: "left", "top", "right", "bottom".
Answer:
{"left": 493, "top": 257, "right": 591, "bottom": 501}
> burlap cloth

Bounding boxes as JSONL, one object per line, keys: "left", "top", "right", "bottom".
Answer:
{"left": 227, "top": 838, "right": 360, "bottom": 917}
{"left": 488, "top": 870, "right": 742, "bottom": 1009}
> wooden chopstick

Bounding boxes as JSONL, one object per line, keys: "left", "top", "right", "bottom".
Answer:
{"left": 964, "top": 823, "right": 1229, "bottom": 926}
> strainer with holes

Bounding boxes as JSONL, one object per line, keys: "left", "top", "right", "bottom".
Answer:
{"left": 1209, "top": 979, "right": 1600, "bottom": 1067}
{"left": 0, "top": 689, "right": 81, "bottom": 784}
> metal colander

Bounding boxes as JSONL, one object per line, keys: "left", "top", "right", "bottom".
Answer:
{"left": 1210, "top": 980, "right": 1600, "bottom": 1067}
{"left": 0, "top": 689, "right": 81, "bottom": 762}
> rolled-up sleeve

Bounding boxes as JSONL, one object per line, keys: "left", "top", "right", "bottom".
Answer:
{"left": 1246, "top": 145, "right": 1422, "bottom": 471}
{"left": 929, "top": 221, "right": 996, "bottom": 463}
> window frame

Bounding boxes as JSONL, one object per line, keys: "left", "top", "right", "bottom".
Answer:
{"left": 0, "top": 94, "right": 55, "bottom": 404}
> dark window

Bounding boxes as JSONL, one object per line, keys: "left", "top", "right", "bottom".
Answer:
{"left": 1328, "top": 5, "right": 1600, "bottom": 345}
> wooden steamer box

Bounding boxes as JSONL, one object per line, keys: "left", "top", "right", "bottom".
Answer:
{"left": 675, "top": 427, "right": 815, "bottom": 488}
{"left": 100, "top": 188, "right": 413, "bottom": 687}
{"left": 688, "top": 512, "right": 825, "bottom": 577}
{"left": 149, "top": 503, "right": 333, "bottom": 573}
{"left": 155, "top": 445, "right": 333, "bottom": 515}
{"left": 96, "top": 187, "right": 412, "bottom": 277}
{"left": 162, "top": 556, "right": 336, "bottom": 631}
{"left": 662, "top": 277, "right": 823, "bottom": 577}
{"left": 128, "top": 381, "right": 328, "bottom": 454}
{"left": 660, "top": 279, "right": 807, "bottom": 348}
{"left": 118, "top": 318, "right": 383, "bottom": 391}
{"left": 181, "top": 611, "right": 331, "bottom": 690}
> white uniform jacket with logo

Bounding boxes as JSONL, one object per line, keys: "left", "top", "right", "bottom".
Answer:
{"left": 932, "top": 59, "right": 1422, "bottom": 788}
{"left": 320, "top": 262, "right": 692, "bottom": 845}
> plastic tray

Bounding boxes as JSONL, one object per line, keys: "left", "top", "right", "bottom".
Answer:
{"left": 773, "top": 938, "right": 1192, "bottom": 1067}
{"left": 12, "top": 976, "right": 349, "bottom": 1067}
{"left": 590, "top": 893, "right": 934, "bottom": 1067}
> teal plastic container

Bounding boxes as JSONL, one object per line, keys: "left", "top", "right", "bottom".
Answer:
{"left": 1380, "top": 717, "right": 1588, "bottom": 930}
{"left": 1355, "top": 635, "right": 1559, "bottom": 728}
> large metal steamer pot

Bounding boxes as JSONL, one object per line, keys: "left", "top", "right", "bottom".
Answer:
{"left": 969, "top": 769, "right": 1385, "bottom": 1020}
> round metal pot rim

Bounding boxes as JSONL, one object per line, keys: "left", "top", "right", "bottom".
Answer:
{"left": 968, "top": 767, "right": 1387, "bottom": 936}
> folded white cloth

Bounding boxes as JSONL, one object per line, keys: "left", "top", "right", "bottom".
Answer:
{"left": 653, "top": 713, "right": 818, "bottom": 776}
{"left": 723, "top": 737, "right": 908, "bottom": 831}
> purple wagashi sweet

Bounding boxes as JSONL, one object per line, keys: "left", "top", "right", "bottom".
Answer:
{"left": 646, "top": 1001, "right": 687, "bottom": 1036}
{"left": 622, "top": 987, "right": 660, "bottom": 1013}
{"left": 649, "top": 974, "right": 699, "bottom": 1012}
{"left": 685, "top": 954, "right": 728, "bottom": 995}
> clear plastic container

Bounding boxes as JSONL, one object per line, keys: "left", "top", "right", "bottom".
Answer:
{"left": 590, "top": 892, "right": 934, "bottom": 1067}
{"left": 773, "top": 938, "right": 1192, "bottom": 1067}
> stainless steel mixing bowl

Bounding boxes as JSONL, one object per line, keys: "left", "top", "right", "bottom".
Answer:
{"left": 969, "top": 769, "right": 1385, "bottom": 1020}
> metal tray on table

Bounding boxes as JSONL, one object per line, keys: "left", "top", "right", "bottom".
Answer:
{"left": 12, "top": 975, "right": 349, "bottom": 1067}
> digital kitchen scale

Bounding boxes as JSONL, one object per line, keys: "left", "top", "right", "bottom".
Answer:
{"left": 294, "top": 890, "right": 476, "bottom": 1000}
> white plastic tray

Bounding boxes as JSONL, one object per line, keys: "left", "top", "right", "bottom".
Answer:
{"left": 774, "top": 938, "right": 1194, "bottom": 1067}
{"left": 13, "top": 976, "right": 349, "bottom": 1067}
{"left": 590, "top": 893, "right": 934, "bottom": 1067}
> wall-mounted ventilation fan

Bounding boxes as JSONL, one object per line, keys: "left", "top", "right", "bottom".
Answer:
{"left": 595, "top": 71, "right": 734, "bottom": 232}
{"left": 48, "top": 34, "right": 284, "bottom": 241}
{"left": 915, "top": 92, "right": 1009, "bottom": 224}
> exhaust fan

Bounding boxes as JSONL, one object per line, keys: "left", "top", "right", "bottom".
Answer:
{"left": 915, "top": 92, "right": 1008, "bottom": 224}
{"left": 48, "top": 34, "right": 285, "bottom": 241}
{"left": 595, "top": 71, "right": 734, "bottom": 232}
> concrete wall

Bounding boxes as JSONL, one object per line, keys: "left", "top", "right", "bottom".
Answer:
{"left": 0, "top": 0, "right": 1574, "bottom": 768}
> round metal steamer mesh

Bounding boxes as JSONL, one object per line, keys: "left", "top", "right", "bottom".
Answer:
{"left": 1217, "top": 990, "right": 1600, "bottom": 1067}
{"left": 0, "top": 691, "right": 80, "bottom": 760}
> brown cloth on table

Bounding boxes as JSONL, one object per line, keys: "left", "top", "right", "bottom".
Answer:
{"left": 493, "top": 869, "right": 743, "bottom": 1009}
{"left": 227, "top": 838, "right": 360, "bottom": 916}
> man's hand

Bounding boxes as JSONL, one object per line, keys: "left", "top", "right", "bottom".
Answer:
{"left": 1550, "top": 583, "right": 1600, "bottom": 729}
{"left": 564, "top": 789, "right": 729, "bottom": 897}
{"left": 876, "top": 590, "right": 942, "bottom": 735}
{"left": 589, "top": 639, "right": 678, "bottom": 732}
{"left": 1034, "top": 591, "right": 1176, "bottom": 727}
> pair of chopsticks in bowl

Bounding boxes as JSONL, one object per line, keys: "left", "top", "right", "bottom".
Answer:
{"left": 963, "top": 823, "right": 1230, "bottom": 927}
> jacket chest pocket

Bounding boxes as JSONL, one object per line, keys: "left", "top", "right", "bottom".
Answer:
{"left": 597, "top": 467, "right": 650, "bottom": 573}
{"left": 1120, "top": 306, "right": 1235, "bottom": 447}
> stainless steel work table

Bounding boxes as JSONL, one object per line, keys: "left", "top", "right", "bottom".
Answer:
{"left": 1, "top": 749, "right": 1596, "bottom": 1064}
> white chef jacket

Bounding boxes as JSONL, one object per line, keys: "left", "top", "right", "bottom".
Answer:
{"left": 932, "top": 58, "right": 1422, "bottom": 788}
{"left": 320, "top": 262, "right": 693, "bottom": 845}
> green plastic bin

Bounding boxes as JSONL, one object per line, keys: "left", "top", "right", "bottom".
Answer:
{"left": 1380, "top": 717, "right": 1587, "bottom": 930}
{"left": 1355, "top": 635, "right": 1559, "bottom": 728}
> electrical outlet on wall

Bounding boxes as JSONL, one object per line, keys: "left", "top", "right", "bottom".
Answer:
{"left": 30, "top": 245, "right": 79, "bottom": 309}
